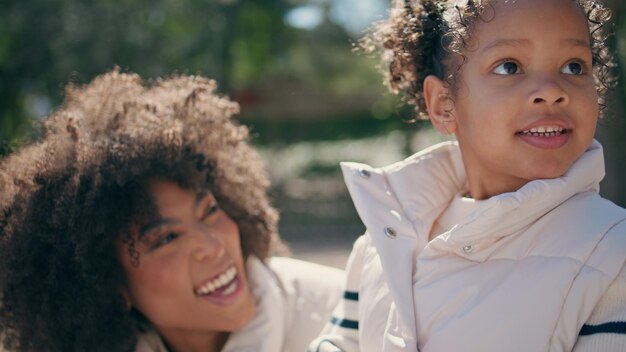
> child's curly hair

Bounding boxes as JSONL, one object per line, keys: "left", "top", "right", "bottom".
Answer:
{"left": 362, "top": 0, "right": 616, "bottom": 119}
{"left": 0, "top": 70, "right": 281, "bottom": 351}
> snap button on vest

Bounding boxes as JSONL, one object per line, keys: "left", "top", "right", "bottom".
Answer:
{"left": 462, "top": 244, "right": 473, "bottom": 253}
{"left": 384, "top": 227, "right": 397, "bottom": 239}
{"left": 358, "top": 169, "right": 371, "bottom": 179}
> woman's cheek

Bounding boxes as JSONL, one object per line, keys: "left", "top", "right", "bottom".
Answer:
{"left": 135, "top": 252, "right": 184, "bottom": 290}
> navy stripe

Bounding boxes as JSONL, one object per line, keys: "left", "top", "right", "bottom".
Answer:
{"left": 579, "top": 322, "right": 626, "bottom": 336}
{"left": 343, "top": 290, "right": 359, "bottom": 301}
{"left": 330, "top": 316, "right": 359, "bottom": 330}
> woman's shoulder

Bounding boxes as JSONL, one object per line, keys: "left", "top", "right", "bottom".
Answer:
{"left": 268, "top": 257, "right": 344, "bottom": 284}
{"left": 134, "top": 329, "right": 168, "bottom": 352}
{"left": 267, "top": 257, "right": 345, "bottom": 350}
{"left": 267, "top": 257, "right": 345, "bottom": 304}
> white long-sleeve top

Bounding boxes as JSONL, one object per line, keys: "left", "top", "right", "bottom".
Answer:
{"left": 135, "top": 256, "right": 344, "bottom": 352}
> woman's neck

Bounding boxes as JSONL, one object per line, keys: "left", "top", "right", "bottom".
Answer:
{"left": 159, "top": 328, "right": 229, "bottom": 352}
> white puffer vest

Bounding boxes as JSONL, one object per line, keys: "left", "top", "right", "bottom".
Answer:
{"left": 341, "top": 140, "right": 626, "bottom": 352}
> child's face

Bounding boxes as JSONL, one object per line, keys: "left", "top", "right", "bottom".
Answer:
{"left": 118, "top": 180, "right": 255, "bottom": 348}
{"left": 449, "top": 0, "right": 598, "bottom": 199}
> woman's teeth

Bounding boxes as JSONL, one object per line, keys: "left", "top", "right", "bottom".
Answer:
{"left": 519, "top": 126, "right": 565, "bottom": 136}
{"left": 196, "top": 266, "right": 237, "bottom": 295}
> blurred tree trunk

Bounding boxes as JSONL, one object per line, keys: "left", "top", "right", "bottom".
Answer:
{"left": 596, "top": 0, "right": 626, "bottom": 207}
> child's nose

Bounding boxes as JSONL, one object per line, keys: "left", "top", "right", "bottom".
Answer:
{"left": 529, "top": 79, "right": 569, "bottom": 106}
{"left": 191, "top": 225, "right": 226, "bottom": 262}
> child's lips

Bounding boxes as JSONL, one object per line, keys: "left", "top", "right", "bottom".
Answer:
{"left": 516, "top": 129, "right": 571, "bottom": 149}
{"left": 516, "top": 116, "right": 572, "bottom": 149}
{"left": 519, "top": 116, "right": 570, "bottom": 133}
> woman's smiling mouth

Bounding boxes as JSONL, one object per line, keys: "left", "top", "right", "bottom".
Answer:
{"left": 195, "top": 265, "right": 241, "bottom": 299}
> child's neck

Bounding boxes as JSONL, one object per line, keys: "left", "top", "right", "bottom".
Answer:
{"left": 465, "top": 169, "right": 530, "bottom": 200}
{"left": 467, "top": 178, "right": 528, "bottom": 200}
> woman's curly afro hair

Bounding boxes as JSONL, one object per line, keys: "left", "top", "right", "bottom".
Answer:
{"left": 0, "top": 69, "right": 281, "bottom": 351}
{"left": 362, "top": 0, "right": 616, "bottom": 119}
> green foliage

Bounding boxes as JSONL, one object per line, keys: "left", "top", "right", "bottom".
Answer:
{"left": 229, "top": 2, "right": 291, "bottom": 86}
{"left": 0, "top": 0, "right": 394, "bottom": 145}
{"left": 242, "top": 108, "right": 426, "bottom": 145}
{"left": 0, "top": 0, "right": 293, "bottom": 141}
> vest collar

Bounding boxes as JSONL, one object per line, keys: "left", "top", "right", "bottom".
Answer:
{"left": 342, "top": 140, "right": 605, "bottom": 261}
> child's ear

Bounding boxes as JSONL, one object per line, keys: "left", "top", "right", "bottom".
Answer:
{"left": 423, "top": 75, "right": 457, "bottom": 135}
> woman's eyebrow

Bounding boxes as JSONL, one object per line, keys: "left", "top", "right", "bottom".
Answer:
{"left": 194, "top": 191, "right": 212, "bottom": 212}
{"left": 139, "top": 219, "right": 179, "bottom": 240}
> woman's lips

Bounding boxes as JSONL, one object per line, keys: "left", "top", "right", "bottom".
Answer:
{"left": 196, "top": 274, "right": 244, "bottom": 305}
{"left": 194, "top": 265, "right": 237, "bottom": 295}
{"left": 194, "top": 265, "right": 245, "bottom": 305}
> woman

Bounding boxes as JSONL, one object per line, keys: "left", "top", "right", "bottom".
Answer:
{"left": 0, "top": 70, "right": 343, "bottom": 352}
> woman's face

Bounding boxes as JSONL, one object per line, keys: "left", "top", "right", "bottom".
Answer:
{"left": 118, "top": 180, "right": 255, "bottom": 344}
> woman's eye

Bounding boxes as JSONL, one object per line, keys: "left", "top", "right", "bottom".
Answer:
{"left": 493, "top": 61, "right": 520, "bottom": 75}
{"left": 150, "top": 232, "right": 178, "bottom": 250}
{"left": 561, "top": 61, "right": 584, "bottom": 75}
{"left": 202, "top": 203, "right": 220, "bottom": 221}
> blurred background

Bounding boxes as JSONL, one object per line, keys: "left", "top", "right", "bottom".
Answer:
{"left": 1, "top": 0, "right": 625, "bottom": 268}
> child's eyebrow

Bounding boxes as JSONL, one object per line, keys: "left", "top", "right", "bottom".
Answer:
{"left": 482, "top": 38, "right": 591, "bottom": 53}
{"left": 562, "top": 38, "right": 591, "bottom": 49}
{"left": 482, "top": 38, "right": 530, "bottom": 52}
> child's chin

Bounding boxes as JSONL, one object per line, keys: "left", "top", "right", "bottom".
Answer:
{"left": 532, "top": 167, "right": 569, "bottom": 181}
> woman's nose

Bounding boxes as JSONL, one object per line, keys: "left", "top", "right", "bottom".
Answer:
{"left": 191, "top": 225, "right": 225, "bottom": 262}
{"left": 529, "top": 78, "right": 570, "bottom": 106}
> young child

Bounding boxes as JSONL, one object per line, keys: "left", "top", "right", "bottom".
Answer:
{"left": 309, "top": 0, "right": 626, "bottom": 351}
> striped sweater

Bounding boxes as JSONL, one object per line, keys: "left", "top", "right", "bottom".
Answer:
{"left": 309, "top": 235, "right": 626, "bottom": 351}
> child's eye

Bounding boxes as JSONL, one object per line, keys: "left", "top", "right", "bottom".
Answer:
{"left": 561, "top": 61, "right": 584, "bottom": 75}
{"left": 493, "top": 61, "right": 521, "bottom": 75}
{"left": 150, "top": 232, "right": 179, "bottom": 250}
